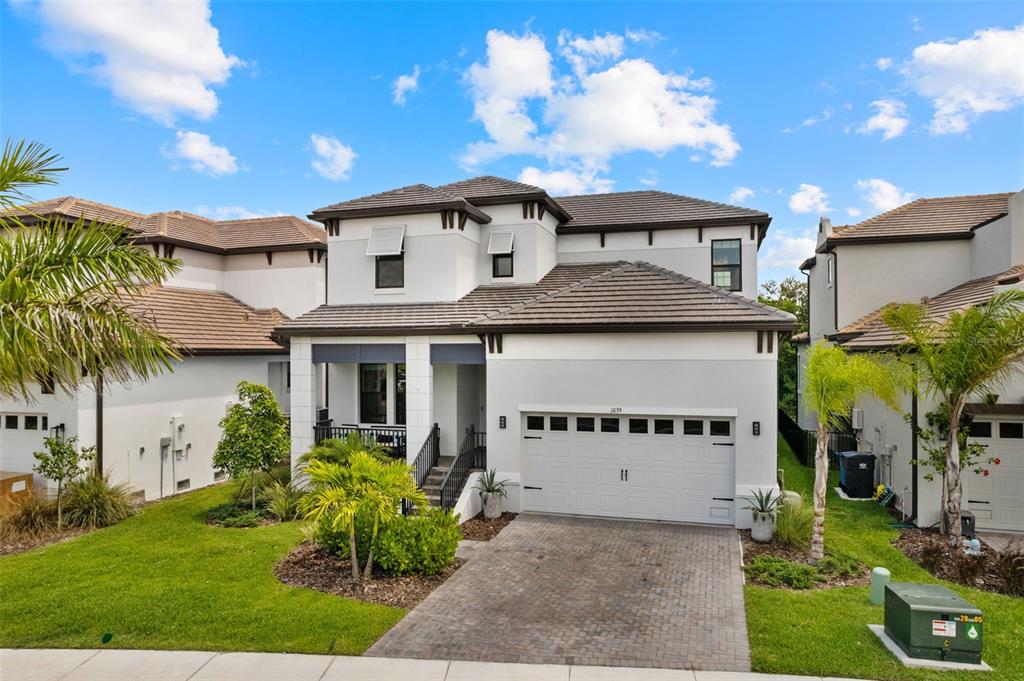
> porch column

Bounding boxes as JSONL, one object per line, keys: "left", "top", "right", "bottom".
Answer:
{"left": 290, "top": 337, "right": 316, "bottom": 481}
{"left": 404, "top": 336, "right": 433, "bottom": 462}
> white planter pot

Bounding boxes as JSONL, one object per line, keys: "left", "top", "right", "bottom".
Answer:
{"left": 483, "top": 494, "right": 502, "bottom": 519}
{"left": 750, "top": 513, "right": 775, "bottom": 543}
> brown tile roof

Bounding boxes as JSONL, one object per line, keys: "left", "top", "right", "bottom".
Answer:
{"left": 309, "top": 184, "right": 491, "bottom": 224}
{"left": 135, "top": 212, "right": 326, "bottom": 252}
{"left": 473, "top": 262, "right": 796, "bottom": 331}
{"left": 827, "top": 193, "right": 1014, "bottom": 246}
{"left": 836, "top": 264, "right": 1024, "bottom": 349}
{"left": 130, "top": 286, "right": 287, "bottom": 354}
{"left": 277, "top": 261, "right": 796, "bottom": 336}
{"left": 309, "top": 177, "right": 768, "bottom": 233}
{"left": 7, "top": 196, "right": 146, "bottom": 227}
{"left": 9, "top": 197, "right": 325, "bottom": 253}
{"left": 790, "top": 331, "right": 810, "bottom": 343}
{"left": 555, "top": 191, "right": 769, "bottom": 231}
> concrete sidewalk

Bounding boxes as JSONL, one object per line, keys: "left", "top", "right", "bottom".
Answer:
{"left": 1, "top": 648, "right": 849, "bottom": 681}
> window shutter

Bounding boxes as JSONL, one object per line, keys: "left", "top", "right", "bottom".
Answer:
{"left": 487, "top": 231, "right": 515, "bottom": 254}
{"left": 366, "top": 226, "right": 405, "bottom": 256}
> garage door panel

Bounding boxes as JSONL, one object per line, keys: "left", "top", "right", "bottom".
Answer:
{"left": 965, "top": 421, "right": 1024, "bottom": 531}
{"left": 522, "top": 412, "right": 735, "bottom": 526}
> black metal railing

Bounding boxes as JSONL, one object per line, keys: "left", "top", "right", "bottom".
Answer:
{"left": 404, "top": 423, "right": 440, "bottom": 515}
{"left": 778, "top": 410, "right": 858, "bottom": 468}
{"left": 313, "top": 423, "right": 407, "bottom": 460}
{"left": 438, "top": 426, "right": 487, "bottom": 511}
{"left": 778, "top": 409, "right": 809, "bottom": 465}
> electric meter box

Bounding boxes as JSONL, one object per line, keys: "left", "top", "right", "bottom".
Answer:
{"left": 884, "top": 582, "right": 983, "bottom": 664}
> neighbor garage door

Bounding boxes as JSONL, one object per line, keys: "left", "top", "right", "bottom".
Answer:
{"left": 521, "top": 413, "right": 735, "bottom": 525}
{"left": 965, "top": 419, "right": 1024, "bottom": 531}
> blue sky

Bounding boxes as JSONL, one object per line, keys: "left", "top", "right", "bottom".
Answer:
{"left": 2, "top": 1, "right": 1022, "bottom": 284}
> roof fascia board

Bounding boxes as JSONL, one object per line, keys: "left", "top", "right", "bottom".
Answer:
{"left": 310, "top": 202, "right": 491, "bottom": 224}
{"left": 556, "top": 216, "right": 771, "bottom": 235}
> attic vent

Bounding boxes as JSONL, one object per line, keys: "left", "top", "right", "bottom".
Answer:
{"left": 487, "top": 231, "right": 515, "bottom": 255}
{"left": 176, "top": 478, "right": 190, "bottom": 492}
{"left": 366, "top": 226, "right": 405, "bottom": 256}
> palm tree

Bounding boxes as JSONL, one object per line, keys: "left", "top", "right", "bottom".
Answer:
{"left": 803, "top": 342, "right": 906, "bottom": 562}
{"left": 301, "top": 452, "right": 427, "bottom": 581}
{"left": 297, "top": 431, "right": 392, "bottom": 470}
{"left": 0, "top": 139, "right": 182, "bottom": 401}
{"left": 884, "top": 290, "right": 1024, "bottom": 544}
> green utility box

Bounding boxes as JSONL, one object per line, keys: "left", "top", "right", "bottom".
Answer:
{"left": 884, "top": 583, "right": 983, "bottom": 664}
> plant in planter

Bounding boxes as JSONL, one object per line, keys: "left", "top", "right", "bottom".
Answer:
{"left": 473, "top": 469, "right": 509, "bottom": 519}
{"left": 746, "top": 488, "right": 779, "bottom": 543}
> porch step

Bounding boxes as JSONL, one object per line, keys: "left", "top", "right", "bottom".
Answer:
{"left": 420, "top": 455, "right": 457, "bottom": 506}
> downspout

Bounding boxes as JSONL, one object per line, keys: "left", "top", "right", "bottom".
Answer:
{"left": 910, "top": 386, "right": 919, "bottom": 523}
{"left": 832, "top": 251, "right": 839, "bottom": 332}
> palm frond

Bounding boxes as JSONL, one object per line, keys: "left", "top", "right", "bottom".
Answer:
{"left": 0, "top": 140, "right": 66, "bottom": 216}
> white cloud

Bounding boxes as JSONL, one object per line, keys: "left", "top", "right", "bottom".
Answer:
{"left": 729, "top": 186, "right": 755, "bottom": 203}
{"left": 625, "top": 28, "right": 664, "bottom": 44}
{"left": 557, "top": 30, "right": 625, "bottom": 78}
{"left": 518, "top": 166, "right": 614, "bottom": 195}
{"left": 309, "top": 133, "right": 357, "bottom": 181}
{"left": 789, "top": 184, "right": 831, "bottom": 214}
{"left": 392, "top": 65, "right": 421, "bottom": 106}
{"left": 461, "top": 29, "right": 739, "bottom": 171}
{"left": 639, "top": 169, "right": 659, "bottom": 187}
{"left": 34, "top": 0, "right": 241, "bottom": 125}
{"left": 855, "top": 178, "right": 915, "bottom": 212}
{"left": 759, "top": 230, "right": 817, "bottom": 270}
{"left": 858, "top": 99, "right": 910, "bottom": 140}
{"left": 902, "top": 25, "right": 1024, "bottom": 134}
{"left": 170, "top": 131, "right": 238, "bottom": 176}
{"left": 846, "top": 207, "right": 863, "bottom": 218}
{"left": 876, "top": 57, "right": 894, "bottom": 71}
{"left": 194, "top": 205, "right": 285, "bottom": 220}
{"left": 802, "top": 107, "right": 834, "bottom": 127}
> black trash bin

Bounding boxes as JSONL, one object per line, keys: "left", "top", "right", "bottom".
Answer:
{"left": 837, "top": 451, "right": 876, "bottom": 498}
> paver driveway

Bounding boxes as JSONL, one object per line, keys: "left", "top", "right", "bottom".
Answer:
{"left": 367, "top": 514, "right": 750, "bottom": 671}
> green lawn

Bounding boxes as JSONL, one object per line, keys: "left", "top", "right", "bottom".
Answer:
{"left": 746, "top": 438, "right": 1024, "bottom": 680}
{"left": 0, "top": 484, "right": 403, "bottom": 654}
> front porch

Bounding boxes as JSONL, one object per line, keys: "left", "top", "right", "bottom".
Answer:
{"left": 291, "top": 338, "right": 488, "bottom": 509}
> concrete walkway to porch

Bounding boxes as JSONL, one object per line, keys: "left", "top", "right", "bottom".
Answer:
{"left": 0, "top": 648, "right": 861, "bottom": 681}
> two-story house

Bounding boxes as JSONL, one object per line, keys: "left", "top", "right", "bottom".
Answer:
{"left": 796, "top": 190, "right": 1024, "bottom": 532}
{"left": 0, "top": 197, "right": 327, "bottom": 500}
{"left": 278, "top": 176, "right": 796, "bottom": 528}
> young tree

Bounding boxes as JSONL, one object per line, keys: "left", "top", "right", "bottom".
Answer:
{"left": 32, "top": 436, "right": 92, "bottom": 530}
{"left": 213, "top": 381, "right": 289, "bottom": 510}
{"left": 803, "top": 342, "right": 906, "bottom": 562}
{"left": 0, "top": 139, "right": 181, "bottom": 401}
{"left": 302, "top": 452, "right": 427, "bottom": 582}
{"left": 884, "top": 290, "right": 1024, "bottom": 543}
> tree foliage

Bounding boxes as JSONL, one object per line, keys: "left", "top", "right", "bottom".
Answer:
{"left": 802, "top": 342, "right": 907, "bottom": 562}
{"left": 213, "top": 381, "right": 289, "bottom": 510}
{"left": 297, "top": 431, "right": 391, "bottom": 470}
{"left": 759, "top": 277, "right": 808, "bottom": 418}
{"left": 884, "top": 289, "right": 1024, "bottom": 541}
{"left": 0, "top": 138, "right": 181, "bottom": 400}
{"left": 301, "top": 452, "right": 428, "bottom": 582}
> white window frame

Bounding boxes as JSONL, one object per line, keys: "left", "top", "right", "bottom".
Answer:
{"left": 487, "top": 231, "right": 515, "bottom": 255}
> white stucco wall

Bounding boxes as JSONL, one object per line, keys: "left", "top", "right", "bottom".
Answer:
{"left": 223, "top": 251, "right": 326, "bottom": 318}
{"left": 484, "top": 331, "right": 779, "bottom": 527}
{"left": 0, "top": 385, "right": 80, "bottom": 492}
{"left": 556, "top": 225, "right": 758, "bottom": 299}
{"left": 475, "top": 204, "right": 559, "bottom": 285}
{"left": 969, "top": 214, "right": 1012, "bottom": 280}
{"left": 834, "top": 240, "right": 971, "bottom": 329}
{"left": 806, "top": 252, "right": 837, "bottom": 340}
{"left": 164, "top": 247, "right": 224, "bottom": 291}
{"left": 73, "top": 355, "right": 285, "bottom": 501}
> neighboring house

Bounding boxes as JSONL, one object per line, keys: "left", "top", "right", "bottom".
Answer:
{"left": 796, "top": 190, "right": 1024, "bottom": 532}
{"left": 0, "top": 198, "right": 327, "bottom": 500}
{"left": 278, "top": 176, "right": 796, "bottom": 528}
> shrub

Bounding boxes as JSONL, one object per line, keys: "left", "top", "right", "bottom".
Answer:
{"left": 219, "top": 511, "right": 263, "bottom": 528}
{"left": 62, "top": 471, "right": 132, "bottom": 529}
{"left": 207, "top": 500, "right": 268, "bottom": 527}
{"left": 744, "top": 555, "right": 822, "bottom": 589}
{"left": 375, "top": 508, "right": 461, "bottom": 576}
{"left": 918, "top": 541, "right": 947, "bottom": 572}
{"left": 774, "top": 500, "right": 813, "bottom": 551}
{"left": 299, "top": 432, "right": 391, "bottom": 468}
{"left": 0, "top": 495, "right": 56, "bottom": 541}
{"left": 818, "top": 550, "right": 861, "bottom": 578}
{"left": 262, "top": 481, "right": 303, "bottom": 522}
{"left": 952, "top": 554, "right": 986, "bottom": 585}
{"left": 992, "top": 547, "right": 1024, "bottom": 596}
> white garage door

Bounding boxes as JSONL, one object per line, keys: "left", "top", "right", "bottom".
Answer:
{"left": 521, "top": 413, "right": 735, "bottom": 525}
{"left": 965, "top": 419, "right": 1024, "bottom": 531}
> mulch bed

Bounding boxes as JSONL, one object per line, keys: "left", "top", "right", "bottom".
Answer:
{"left": 0, "top": 527, "right": 90, "bottom": 557}
{"left": 739, "top": 529, "right": 871, "bottom": 589}
{"left": 460, "top": 512, "right": 516, "bottom": 542}
{"left": 894, "top": 527, "right": 1023, "bottom": 596}
{"left": 275, "top": 542, "right": 463, "bottom": 608}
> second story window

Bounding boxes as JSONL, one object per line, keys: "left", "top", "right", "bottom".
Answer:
{"left": 487, "top": 231, "right": 515, "bottom": 279}
{"left": 366, "top": 226, "right": 405, "bottom": 289}
{"left": 711, "top": 239, "right": 741, "bottom": 291}
{"left": 826, "top": 255, "right": 834, "bottom": 287}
